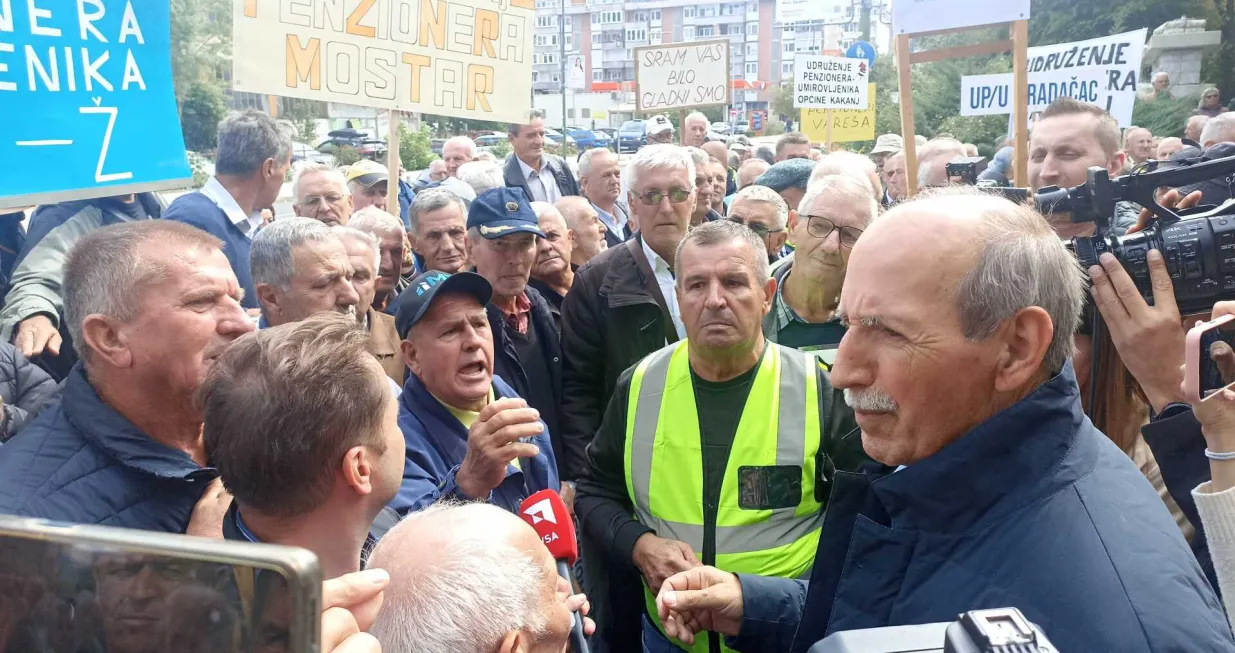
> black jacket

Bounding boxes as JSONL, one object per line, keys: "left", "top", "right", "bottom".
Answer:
{"left": 503, "top": 154, "right": 580, "bottom": 202}
{"left": 0, "top": 342, "right": 58, "bottom": 441}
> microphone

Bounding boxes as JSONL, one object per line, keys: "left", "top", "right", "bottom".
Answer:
{"left": 519, "top": 489, "right": 590, "bottom": 653}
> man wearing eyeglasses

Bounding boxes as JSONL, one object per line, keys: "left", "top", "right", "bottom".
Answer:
{"left": 764, "top": 175, "right": 877, "bottom": 367}
{"left": 726, "top": 185, "right": 789, "bottom": 263}
{"left": 292, "top": 163, "right": 353, "bottom": 227}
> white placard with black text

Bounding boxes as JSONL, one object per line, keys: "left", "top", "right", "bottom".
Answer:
{"left": 793, "top": 55, "right": 870, "bottom": 110}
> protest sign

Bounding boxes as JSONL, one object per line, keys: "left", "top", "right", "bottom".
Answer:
{"left": 232, "top": 0, "right": 535, "bottom": 124}
{"left": 803, "top": 85, "right": 877, "bottom": 144}
{"left": 776, "top": 0, "right": 812, "bottom": 24}
{"left": 793, "top": 56, "right": 869, "bottom": 110}
{"left": 0, "top": 0, "right": 191, "bottom": 210}
{"left": 957, "top": 29, "right": 1146, "bottom": 126}
{"left": 634, "top": 40, "right": 729, "bottom": 111}
{"left": 961, "top": 69, "right": 1107, "bottom": 116}
{"left": 892, "top": 0, "right": 1029, "bottom": 35}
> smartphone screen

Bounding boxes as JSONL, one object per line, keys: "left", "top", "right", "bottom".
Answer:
{"left": 1199, "top": 318, "right": 1235, "bottom": 400}
{"left": 0, "top": 532, "right": 308, "bottom": 653}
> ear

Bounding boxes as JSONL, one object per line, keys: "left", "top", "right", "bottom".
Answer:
{"left": 80, "top": 314, "right": 133, "bottom": 369}
{"left": 567, "top": 228, "right": 577, "bottom": 247}
{"left": 787, "top": 209, "right": 800, "bottom": 232}
{"left": 762, "top": 276, "right": 777, "bottom": 316}
{"left": 293, "top": 204, "right": 306, "bottom": 218}
{"left": 497, "top": 631, "right": 527, "bottom": 653}
{"left": 1108, "top": 151, "right": 1126, "bottom": 177}
{"left": 769, "top": 230, "right": 788, "bottom": 254}
{"left": 346, "top": 195, "right": 355, "bottom": 211}
{"left": 465, "top": 234, "right": 475, "bottom": 261}
{"left": 263, "top": 157, "right": 277, "bottom": 179}
{"left": 992, "top": 306, "right": 1055, "bottom": 393}
{"left": 340, "top": 445, "right": 375, "bottom": 496}
{"left": 256, "top": 283, "right": 281, "bottom": 319}
{"left": 401, "top": 338, "right": 420, "bottom": 378}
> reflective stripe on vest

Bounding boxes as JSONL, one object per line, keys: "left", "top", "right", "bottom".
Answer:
{"left": 623, "top": 340, "right": 823, "bottom": 652}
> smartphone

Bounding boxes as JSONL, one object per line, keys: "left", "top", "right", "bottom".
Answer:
{"left": 0, "top": 516, "right": 322, "bottom": 653}
{"left": 1185, "top": 314, "right": 1235, "bottom": 402}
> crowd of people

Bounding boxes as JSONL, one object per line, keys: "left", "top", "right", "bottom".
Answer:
{"left": 3, "top": 93, "right": 1235, "bottom": 653}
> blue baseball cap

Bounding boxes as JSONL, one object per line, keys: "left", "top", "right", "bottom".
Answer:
{"left": 395, "top": 270, "right": 493, "bottom": 339}
{"left": 467, "top": 188, "right": 545, "bottom": 239}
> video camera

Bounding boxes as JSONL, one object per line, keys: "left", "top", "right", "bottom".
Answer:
{"left": 1034, "top": 155, "right": 1235, "bottom": 315}
{"left": 811, "top": 607, "right": 1057, "bottom": 653}
{"left": 946, "top": 156, "right": 1030, "bottom": 203}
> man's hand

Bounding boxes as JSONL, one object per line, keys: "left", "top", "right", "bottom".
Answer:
{"left": 455, "top": 397, "right": 543, "bottom": 499}
{"left": 16, "top": 314, "right": 60, "bottom": 358}
{"left": 560, "top": 481, "right": 577, "bottom": 520}
{"left": 322, "top": 569, "right": 389, "bottom": 653}
{"left": 555, "top": 575, "right": 597, "bottom": 637}
{"left": 632, "top": 533, "right": 701, "bottom": 595}
{"left": 185, "top": 477, "right": 232, "bottom": 539}
{"left": 1127, "top": 189, "right": 1203, "bottom": 234}
{"left": 655, "top": 566, "right": 744, "bottom": 645}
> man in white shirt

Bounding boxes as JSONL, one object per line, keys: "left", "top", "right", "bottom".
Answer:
{"left": 503, "top": 110, "right": 579, "bottom": 203}
{"left": 579, "top": 148, "right": 631, "bottom": 246}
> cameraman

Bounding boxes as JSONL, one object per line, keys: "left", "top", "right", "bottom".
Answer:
{"left": 1030, "top": 98, "right": 1139, "bottom": 236}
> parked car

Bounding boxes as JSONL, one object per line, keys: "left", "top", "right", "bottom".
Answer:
{"left": 316, "top": 128, "right": 369, "bottom": 153}
{"left": 568, "top": 129, "right": 612, "bottom": 150}
{"left": 475, "top": 134, "right": 507, "bottom": 148}
{"left": 591, "top": 130, "right": 613, "bottom": 149}
{"left": 711, "top": 122, "right": 733, "bottom": 136}
{"left": 543, "top": 128, "right": 577, "bottom": 148}
{"left": 431, "top": 138, "right": 446, "bottom": 155}
{"left": 291, "top": 142, "right": 334, "bottom": 165}
{"left": 595, "top": 127, "right": 617, "bottom": 139}
{"left": 617, "top": 120, "right": 646, "bottom": 153}
{"left": 357, "top": 139, "right": 388, "bottom": 159}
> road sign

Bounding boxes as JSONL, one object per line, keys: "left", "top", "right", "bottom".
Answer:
{"left": 846, "top": 41, "right": 877, "bottom": 68}
{"left": 0, "top": 1, "right": 191, "bottom": 210}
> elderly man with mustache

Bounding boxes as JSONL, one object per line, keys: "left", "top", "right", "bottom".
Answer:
{"left": 251, "top": 217, "right": 360, "bottom": 329}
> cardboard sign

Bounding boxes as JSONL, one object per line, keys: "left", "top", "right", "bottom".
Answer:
{"left": 892, "top": 0, "right": 1029, "bottom": 35}
{"left": 793, "top": 55, "right": 869, "bottom": 110}
{"left": 0, "top": 0, "right": 191, "bottom": 210}
{"left": 958, "top": 29, "right": 1146, "bottom": 127}
{"left": 231, "top": 0, "right": 535, "bottom": 123}
{"left": 803, "top": 85, "right": 877, "bottom": 144}
{"left": 634, "top": 39, "right": 730, "bottom": 111}
{"left": 776, "top": 0, "right": 813, "bottom": 24}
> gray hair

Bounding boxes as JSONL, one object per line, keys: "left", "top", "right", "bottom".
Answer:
{"left": 685, "top": 111, "right": 709, "bottom": 126}
{"left": 625, "top": 144, "right": 695, "bottom": 191}
{"left": 800, "top": 175, "right": 878, "bottom": 228}
{"left": 64, "top": 222, "right": 224, "bottom": 356}
{"left": 923, "top": 189, "right": 1086, "bottom": 373}
{"left": 732, "top": 185, "right": 789, "bottom": 230}
{"left": 350, "top": 206, "right": 405, "bottom": 238}
{"left": 685, "top": 146, "right": 709, "bottom": 173}
{"left": 443, "top": 135, "right": 477, "bottom": 157}
{"left": 674, "top": 220, "right": 770, "bottom": 285}
{"left": 810, "top": 151, "right": 880, "bottom": 197}
{"left": 250, "top": 217, "right": 337, "bottom": 290}
{"left": 408, "top": 188, "right": 467, "bottom": 235}
{"left": 291, "top": 162, "right": 348, "bottom": 204}
{"left": 578, "top": 147, "right": 618, "bottom": 178}
{"left": 508, "top": 109, "right": 546, "bottom": 136}
{"left": 1200, "top": 112, "right": 1235, "bottom": 147}
{"left": 529, "top": 201, "right": 563, "bottom": 222}
{"left": 332, "top": 226, "right": 380, "bottom": 270}
{"left": 215, "top": 110, "right": 293, "bottom": 177}
{"left": 457, "top": 161, "right": 505, "bottom": 196}
{"left": 369, "top": 502, "right": 550, "bottom": 653}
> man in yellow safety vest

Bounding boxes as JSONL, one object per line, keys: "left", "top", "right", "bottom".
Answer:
{"left": 575, "top": 220, "right": 866, "bottom": 653}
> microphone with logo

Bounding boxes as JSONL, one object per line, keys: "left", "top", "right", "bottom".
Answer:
{"left": 519, "top": 489, "right": 591, "bottom": 653}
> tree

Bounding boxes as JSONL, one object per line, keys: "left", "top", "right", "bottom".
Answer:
{"left": 180, "top": 82, "right": 227, "bottom": 152}
{"left": 1028, "top": 0, "right": 1210, "bottom": 47}
{"left": 771, "top": 81, "right": 795, "bottom": 121}
{"left": 169, "top": 0, "right": 232, "bottom": 104}
{"left": 399, "top": 124, "right": 438, "bottom": 171}
{"left": 1131, "top": 95, "right": 1194, "bottom": 137}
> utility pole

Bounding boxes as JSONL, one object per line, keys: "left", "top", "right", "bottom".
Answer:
{"left": 560, "top": 0, "right": 567, "bottom": 138}
{"left": 859, "top": 0, "right": 871, "bottom": 43}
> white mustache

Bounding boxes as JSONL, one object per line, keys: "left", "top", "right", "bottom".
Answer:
{"left": 844, "top": 387, "right": 899, "bottom": 413}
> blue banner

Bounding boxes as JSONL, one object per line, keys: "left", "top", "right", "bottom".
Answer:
{"left": 0, "top": 1, "right": 190, "bottom": 209}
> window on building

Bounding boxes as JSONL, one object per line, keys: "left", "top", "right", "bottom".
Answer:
{"left": 781, "top": 62, "right": 793, "bottom": 76}
{"left": 592, "top": 33, "right": 601, "bottom": 44}
{"left": 567, "top": 108, "right": 575, "bottom": 118}
{"left": 747, "top": 1, "right": 757, "bottom": 11}
{"left": 783, "top": 42, "right": 794, "bottom": 53}
{"left": 650, "top": 28, "right": 662, "bottom": 42}
{"left": 746, "top": 43, "right": 756, "bottom": 55}
{"left": 592, "top": 13, "right": 599, "bottom": 24}
{"left": 565, "top": 34, "right": 572, "bottom": 47}
{"left": 626, "top": 28, "right": 646, "bottom": 41}
{"left": 593, "top": 69, "right": 603, "bottom": 81}
{"left": 697, "top": 25, "right": 714, "bottom": 36}
{"left": 652, "top": 9, "right": 661, "bottom": 20}
{"left": 745, "top": 62, "right": 758, "bottom": 74}
{"left": 683, "top": 25, "right": 696, "bottom": 38}
{"left": 633, "top": 11, "right": 648, "bottom": 21}
{"left": 703, "top": 6, "right": 716, "bottom": 17}
{"left": 603, "top": 11, "right": 621, "bottom": 23}
{"left": 533, "top": 71, "right": 540, "bottom": 81}
{"left": 582, "top": 108, "right": 591, "bottom": 118}
{"left": 747, "top": 22, "right": 758, "bottom": 34}
{"left": 684, "top": 6, "right": 697, "bottom": 17}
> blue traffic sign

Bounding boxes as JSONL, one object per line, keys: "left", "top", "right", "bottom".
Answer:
{"left": 846, "top": 41, "right": 878, "bottom": 68}
{"left": 0, "top": 1, "right": 191, "bottom": 209}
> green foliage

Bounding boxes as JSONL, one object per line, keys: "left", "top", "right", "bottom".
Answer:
{"left": 423, "top": 115, "right": 508, "bottom": 136}
{"left": 764, "top": 120, "right": 787, "bottom": 136}
{"left": 771, "top": 81, "right": 795, "bottom": 120}
{"left": 169, "top": 0, "right": 231, "bottom": 103}
{"left": 334, "top": 146, "right": 362, "bottom": 167}
{"left": 400, "top": 124, "right": 438, "bottom": 171}
{"left": 180, "top": 82, "right": 227, "bottom": 152}
{"left": 1131, "top": 96, "right": 1196, "bottom": 138}
{"left": 489, "top": 140, "right": 513, "bottom": 160}
{"left": 1027, "top": 0, "right": 1211, "bottom": 47}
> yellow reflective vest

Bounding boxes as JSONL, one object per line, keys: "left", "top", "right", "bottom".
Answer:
{"left": 624, "top": 340, "right": 823, "bottom": 653}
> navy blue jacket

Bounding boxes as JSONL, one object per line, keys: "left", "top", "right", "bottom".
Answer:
{"left": 162, "top": 192, "right": 258, "bottom": 309}
{"left": 390, "top": 372, "right": 559, "bottom": 515}
{"left": 732, "top": 365, "right": 1234, "bottom": 653}
{"left": 0, "top": 364, "right": 217, "bottom": 531}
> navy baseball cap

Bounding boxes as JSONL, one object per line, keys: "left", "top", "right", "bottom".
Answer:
{"left": 467, "top": 187, "right": 545, "bottom": 239}
{"left": 395, "top": 270, "right": 493, "bottom": 339}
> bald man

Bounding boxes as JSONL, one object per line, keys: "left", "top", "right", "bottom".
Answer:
{"left": 1123, "top": 127, "right": 1154, "bottom": 165}
{"left": 369, "top": 502, "right": 594, "bottom": 653}
{"left": 737, "top": 159, "right": 770, "bottom": 190}
{"left": 556, "top": 196, "right": 607, "bottom": 268}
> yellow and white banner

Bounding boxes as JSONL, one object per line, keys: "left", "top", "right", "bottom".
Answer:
{"left": 232, "top": 0, "right": 534, "bottom": 122}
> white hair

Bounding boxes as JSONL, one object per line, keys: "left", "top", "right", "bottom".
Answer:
{"left": 332, "top": 225, "right": 380, "bottom": 270}
{"left": 457, "top": 160, "right": 504, "bottom": 195}
{"left": 1200, "top": 112, "right": 1235, "bottom": 147}
{"left": 685, "top": 111, "right": 709, "bottom": 126}
{"left": 685, "top": 146, "right": 710, "bottom": 172}
{"left": 809, "top": 151, "right": 880, "bottom": 197}
{"left": 349, "top": 206, "right": 405, "bottom": 237}
{"left": 732, "top": 185, "right": 789, "bottom": 230}
{"left": 800, "top": 175, "right": 878, "bottom": 228}
{"left": 408, "top": 188, "right": 467, "bottom": 235}
{"left": 578, "top": 147, "right": 618, "bottom": 177}
{"left": 292, "top": 162, "right": 348, "bottom": 204}
{"left": 625, "top": 143, "right": 696, "bottom": 191}
{"left": 368, "top": 503, "right": 550, "bottom": 653}
{"left": 530, "top": 200, "right": 564, "bottom": 223}
{"left": 250, "top": 217, "right": 337, "bottom": 290}
{"left": 917, "top": 139, "right": 966, "bottom": 188}
{"left": 443, "top": 135, "right": 477, "bottom": 157}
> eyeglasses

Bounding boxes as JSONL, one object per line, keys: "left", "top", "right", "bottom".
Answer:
{"left": 636, "top": 189, "right": 692, "bottom": 205}
{"left": 299, "top": 193, "right": 347, "bottom": 207}
{"left": 804, "top": 215, "right": 863, "bottom": 248}
{"left": 726, "top": 217, "right": 782, "bottom": 239}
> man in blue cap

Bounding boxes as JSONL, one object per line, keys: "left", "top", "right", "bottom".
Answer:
{"left": 464, "top": 187, "right": 565, "bottom": 471}
{"left": 389, "top": 268, "right": 559, "bottom": 514}
{"left": 755, "top": 158, "right": 816, "bottom": 212}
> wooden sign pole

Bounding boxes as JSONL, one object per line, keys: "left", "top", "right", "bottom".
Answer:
{"left": 386, "top": 110, "right": 401, "bottom": 218}
{"left": 895, "top": 34, "right": 919, "bottom": 197}
{"left": 679, "top": 109, "right": 686, "bottom": 146}
{"left": 1011, "top": 19, "right": 1030, "bottom": 187}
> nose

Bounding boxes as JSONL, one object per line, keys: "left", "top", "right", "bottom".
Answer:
{"left": 338, "top": 280, "right": 359, "bottom": 307}
{"left": 703, "top": 280, "right": 727, "bottom": 310}
{"left": 219, "top": 297, "right": 256, "bottom": 338}
{"left": 829, "top": 330, "right": 872, "bottom": 391}
{"left": 821, "top": 228, "right": 842, "bottom": 254}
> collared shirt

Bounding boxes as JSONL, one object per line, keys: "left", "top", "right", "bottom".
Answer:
{"left": 499, "top": 292, "right": 532, "bottom": 335}
{"left": 593, "top": 201, "right": 629, "bottom": 241}
{"left": 641, "top": 236, "right": 686, "bottom": 341}
{"left": 434, "top": 388, "right": 512, "bottom": 476}
{"left": 517, "top": 156, "right": 562, "bottom": 203}
{"left": 765, "top": 268, "right": 847, "bottom": 368}
{"left": 199, "top": 177, "right": 263, "bottom": 237}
